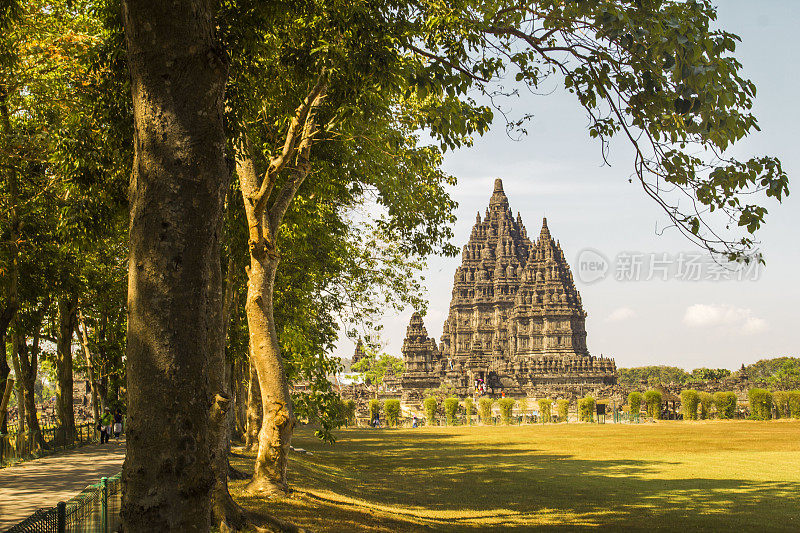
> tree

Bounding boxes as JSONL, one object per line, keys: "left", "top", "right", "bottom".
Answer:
{"left": 119, "top": 0, "right": 228, "bottom": 530}
{"left": 351, "top": 343, "right": 405, "bottom": 392}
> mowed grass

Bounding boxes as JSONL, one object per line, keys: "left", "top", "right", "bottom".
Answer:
{"left": 230, "top": 420, "right": 800, "bottom": 532}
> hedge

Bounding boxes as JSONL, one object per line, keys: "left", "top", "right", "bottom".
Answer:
{"left": 643, "top": 390, "right": 662, "bottom": 419}
{"left": 557, "top": 399, "right": 570, "bottom": 422}
{"left": 748, "top": 388, "right": 772, "bottom": 420}
{"left": 578, "top": 396, "right": 595, "bottom": 422}
{"left": 498, "top": 398, "right": 516, "bottom": 424}
{"left": 538, "top": 398, "right": 552, "bottom": 423}
{"left": 423, "top": 397, "right": 438, "bottom": 425}
{"left": 680, "top": 390, "right": 700, "bottom": 420}
{"left": 444, "top": 397, "right": 460, "bottom": 426}
{"left": 627, "top": 392, "right": 642, "bottom": 416}
{"left": 343, "top": 399, "right": 357, "bottom": 426}
{"left": 713, "top": 391, "right": 737, "bottom": 419}
{"left": 789, "top": 391, "right": 800, "bottom": 419}
{"left": 384, "top": 399, "right": 400, "bottom": 427}
{"left": 464, "top": 397, "right": 475, "bottom": 425}
{"left": 478, "top": 397, "right": 494, "bottom": 425}
{"left": 698, "top": 391, "right": 714, "bottom": 420}
{"left": 773, "top": 391, "right": 790, "bottom": 419}
{"left": 369, "top": 399, "right": 382, "bottom": 421}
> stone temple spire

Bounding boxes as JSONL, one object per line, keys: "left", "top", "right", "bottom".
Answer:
{"left": 489, "top": 178, "right": 509, "bottom": 209}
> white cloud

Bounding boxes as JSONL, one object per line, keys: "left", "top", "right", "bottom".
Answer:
{"left": 606, "top": 307, "right": 636, "bottom": 322}
{"left": 683, "top": 304, "right": 768, "bottom": 335}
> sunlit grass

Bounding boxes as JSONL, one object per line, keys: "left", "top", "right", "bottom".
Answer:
{"left": 230, "top": 420, "right": 800, "bottom": 531}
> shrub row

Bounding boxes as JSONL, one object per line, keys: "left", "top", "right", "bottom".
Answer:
{"left": 578, "top": 396, "right": 595, "bottom": 422}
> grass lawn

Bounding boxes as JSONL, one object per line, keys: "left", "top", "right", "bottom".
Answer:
{"left": 230, "top": 420, "right": 800, "bottom": 532}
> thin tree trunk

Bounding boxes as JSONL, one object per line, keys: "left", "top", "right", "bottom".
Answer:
{"left": 120, "top": 0, "right": 229, "bottom": 529}
{"left": 10, "top": 338, "right": 25, "bottom": 438}
{"left": 244, "top": 256, "right": 294, "bottom": 496}
{"left": 244, "top": 357, "right": 262, "bottom": 451}
{"left": 15, "top": 310, "right": 47, "bottom": 450}
{"left": 78, "top": 310, "right": 101, "bottom": 426}
{"left": 209, "top": 249, "right": 245, "bottom": 530}
{"left": 56, "top": 297, "right": 77, "bottom": 444}
{"left": 0, "top": 94, "right": 19, "bottom": 435}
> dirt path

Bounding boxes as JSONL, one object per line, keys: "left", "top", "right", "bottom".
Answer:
{"left": 0, "top": 440, "right": 126, "bottom": 529}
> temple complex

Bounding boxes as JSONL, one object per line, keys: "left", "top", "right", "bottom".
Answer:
{"left": 400, "top": 179, "right": 616, "bottom": 399}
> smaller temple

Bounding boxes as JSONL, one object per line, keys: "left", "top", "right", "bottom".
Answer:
{"left": 352, "top": 339, "right": 366, "bottom": 365}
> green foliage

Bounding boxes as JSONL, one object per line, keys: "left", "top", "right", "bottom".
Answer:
{"left": 478, "top": 398, "right": 493, "bottom": 425}
{"left": 497, "top": 398, "right": 515, "bottom": 425}
{"left": 443, "top": 397, "right": 459, "bottom": 426}
{"left": 627, "top": 392, "right": 643, "bottom": 415}
{"left": 618, "top": 367, "right": 689, "bottom": 388}
{"left": 747, "top": 389, "right": 772, "bottom": 420}
{"left": 578, "top": 397, "right": 596, "bottom": 423}
{"left": 538, "top": 398, "right": 552, "bottom": 423}
{"left": 689, "top": 368, "right": 732, "bottom": 382}
{"left": 557, "top": 399, "right": 570, "bottom": 422}
{"left": 644, "top": 391, "right": 662, "bottom": 419}
{"left": 713, "top": 391, "right": 737, "bottom": 419}
{"left": 423, "top": 397, "right": 438, "bottom": 426}
{"left": 369, "top": 399, "right": 382, "bottom": 422}
{"left": 699, "top": 392, "right": 714, "bottom": 420}
{"left": 384, "top": 399, "right": 400, "bottom": 427}
{"left": 738, "top": 357, "right": 800, "bottom": 389}
{"left": 680, "top": 390, "right": 700, "bottom": 420}
{"left": 464, "top": 397, "right": 475, "bottom": 425}
{"left": 343, "top": 399, "right": 357, "bottom": 426}
{"left": 772, "top": 391, "right": 789, "bottom": 419}
{"left": 351, "top": 347, "right": 404, "bottom": 389}
{"left": 788, "top": 392, "right": 800, "bottom": 419}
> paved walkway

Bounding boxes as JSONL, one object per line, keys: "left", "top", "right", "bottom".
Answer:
{"left": 0, "top": 440, "right": 126, "bottom": 529}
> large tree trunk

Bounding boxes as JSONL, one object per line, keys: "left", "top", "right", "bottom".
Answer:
{"left": 10, "top": 338, "right": 25, "bottom": 437}
{"left": 244, "top": 256, "right": 294, "bottom": 496}
{"left": 56, "top": 297, "right": 77, "bottom": 444}
{"left": 120, "top": 0, "right": 229, "bottom": 529}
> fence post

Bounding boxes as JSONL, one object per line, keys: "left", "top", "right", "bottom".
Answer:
{"left": 101, "top": 476, "right": 108, "bottom": 533}
{"left": 57, "top": 501, "right": 66, "bottom": 533}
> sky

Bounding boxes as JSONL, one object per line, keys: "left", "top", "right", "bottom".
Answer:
{"left": 338, "top": 1, "right": 800, "bottom": 371}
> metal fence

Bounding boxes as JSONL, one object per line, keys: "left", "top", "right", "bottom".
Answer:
{"left": 7, "top": 473, "right": 122, "bottom": 533}
{"left": 0, "top": 422, "right": 97, "bottom": 467}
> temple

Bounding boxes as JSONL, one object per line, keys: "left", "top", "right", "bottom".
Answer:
{"left": 400, "top": 179, "right": 616, "bottom": 399}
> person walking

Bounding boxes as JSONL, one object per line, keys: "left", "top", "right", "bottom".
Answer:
{"left": 113, "top": 409, "right": 123, "bottom": 439}
{"left": 100, "top": 408, "right": 113, "bottom": 444}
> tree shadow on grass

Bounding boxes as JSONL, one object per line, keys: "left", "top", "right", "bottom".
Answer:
{"left": 230, "top": 428, "right": 800, "bottom": 532}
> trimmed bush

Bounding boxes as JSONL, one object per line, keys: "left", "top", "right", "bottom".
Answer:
{"left": 423, "top": 397, "right": 438, "bottom": 425}
{"left": 578, "top": 396, "right": 595, "bottom": 422}
{"left": 644, "top": 390, "right": 662, "bottom": 419}
{"left": 680, "top": 390, "right": 700, "bottom": 420}
{"left": 344, "top": 399, "right": 357, "bottom": 426}
{"left": 478, "top": 397, "right": 494, "bottom": 425}
{"left": 698, "top": 392, "right": 714, "bottom": 420}
{"left": 557, "top": 399, "right": 570, "bottom": 422}
{"left": 498, "top": 398, "right": 516, "bottom": 424}
{"left": 713, "top": 391, "right": 737, "bottom": 419}
{"left": 384, "top": 399, "right": 400, "bottom": 427}
{"left": 444, "top": 397, "right": 460, "bottom": 426}
{"left": 464, "top": 397, "right": 475, "bottom": 425}
{"left": 773, "top": 391, "right": 790, "bottom": 419}
{"left": 627, "top": 392, "right": 642, "bottom": 417}
{"left": 748, "top": 388, "right": 773, "bottom": 420}
{"left": 788, "top": 391, "right": 800, "bottom": 419}
{"left": 368, "top": 399, "right": 382, "bottom": 422}
{"left": 538, "top": 398, "right": 553, "bottom": 423}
